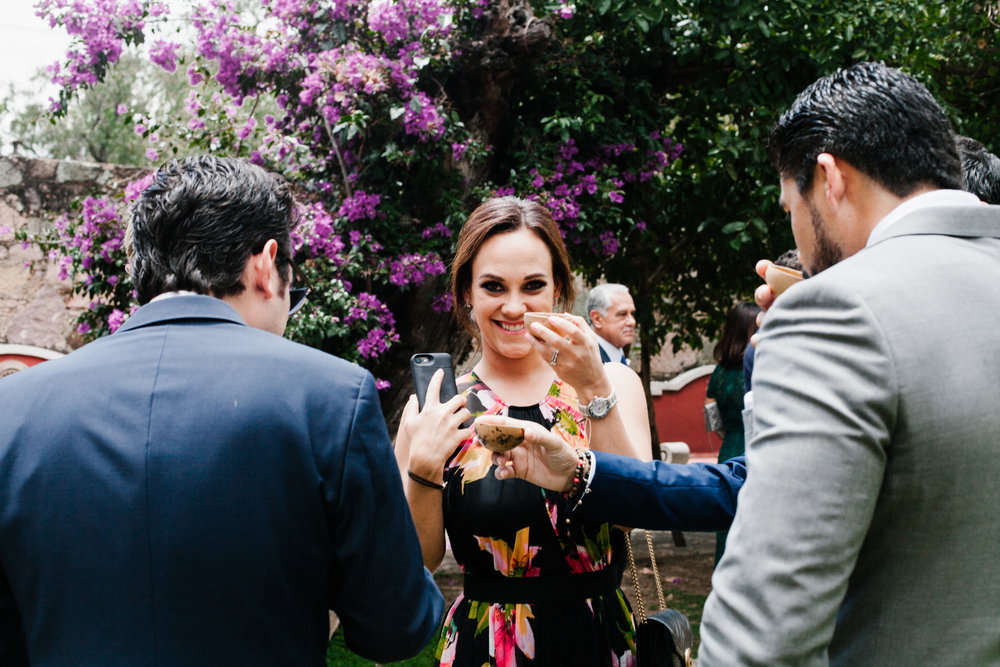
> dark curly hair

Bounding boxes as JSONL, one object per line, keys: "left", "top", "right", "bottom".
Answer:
{"left": 957, "top": 135, "right": 1000, "bottom": 205}
{"left": 127, "top": 156, "right": 296, "bottom": 305}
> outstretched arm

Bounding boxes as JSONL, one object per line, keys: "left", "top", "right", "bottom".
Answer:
{"left": 490, "top": 415, "right": 744, "bottom": 531}
{"left": 579, "top": 451, "right": 743, "bottom": 531}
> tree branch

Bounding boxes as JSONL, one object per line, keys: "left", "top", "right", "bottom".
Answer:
{"left": 322, "top": 115, "right": 353, "bottom": 200}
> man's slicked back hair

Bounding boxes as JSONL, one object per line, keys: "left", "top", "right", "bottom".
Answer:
{"left": 768, "top": 62, "right": 962, "bottom": 197}
{"left": 128, "top": 156, "right": 295, "bottom": 305}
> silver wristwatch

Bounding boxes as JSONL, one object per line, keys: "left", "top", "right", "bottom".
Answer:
{"left": 579, "top": 389, "right": 617, "bottom": 419}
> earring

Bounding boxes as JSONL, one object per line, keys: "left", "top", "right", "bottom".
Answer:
{"left": 465, "top": 302, "right": 472, "bottom": 310}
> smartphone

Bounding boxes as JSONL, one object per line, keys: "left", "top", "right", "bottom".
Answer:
{"left": 410, "top": 352, "right": 458, "bottom": 411}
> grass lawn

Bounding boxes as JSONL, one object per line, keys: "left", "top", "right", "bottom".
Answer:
{"left": 326, "top": 632, "right": 438, "bottom": 666}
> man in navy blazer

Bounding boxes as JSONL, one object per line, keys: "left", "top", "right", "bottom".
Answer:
{"left": 0, "top": 156, "right": 443, "bottom": 665}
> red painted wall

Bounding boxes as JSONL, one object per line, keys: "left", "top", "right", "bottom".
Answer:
{"left": 651, "top": 372, "right": 721, "bottom": 460}
{"left": 0, "top": 354, "right": 49, "bottom": 368}
{"left": 0, "top": 346, "right": 64, "bottom": 378}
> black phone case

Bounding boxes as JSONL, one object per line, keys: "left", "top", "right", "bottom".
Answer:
{"left": 410, "top": 352, "right": 458, "bottom": 411}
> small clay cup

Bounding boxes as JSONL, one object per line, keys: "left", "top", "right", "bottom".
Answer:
{"left": 764, "top": 264, "right": 804, "bottom": 296}
{"left": 523, "top": 312, "right": 564, "bottom": 331}
{"left": 474, "top": 422, "right": 525, "bottom": 453}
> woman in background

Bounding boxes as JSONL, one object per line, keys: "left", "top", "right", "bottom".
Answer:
{"left": 706, "top": 301, "right": 760, "bottom": 564}
{"left": 395, "top": 196, "right": 651, "bottom": 666}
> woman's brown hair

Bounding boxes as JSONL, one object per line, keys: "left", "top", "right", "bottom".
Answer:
{"left": 451, "top": 196, "right": 575, "bottom": 338}
{"left": 713, "top": 302, "right": 762, "bottom": 368}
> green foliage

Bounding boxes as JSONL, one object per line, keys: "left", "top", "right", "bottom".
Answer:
{"left": 512, "top": 0, "right": 1000, "bottom": 354}
{"left": 14, "top": 194, "right": 136, "bottom": 337}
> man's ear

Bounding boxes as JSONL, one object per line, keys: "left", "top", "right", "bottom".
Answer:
{"left": 589, "top": 310, "right": 602, "bottom": 329}
{"left": 816, "top": 153, "right": 846, "bottom": 210}
{"left": 250, "top": 239, "right": 280, "bottom": 298}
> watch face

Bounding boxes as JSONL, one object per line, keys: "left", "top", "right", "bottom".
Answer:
{"left": 582, "top": 391, "right": 617, "bottom": 418}
{"left": 590, "top": 397, "right": 610, "bottom": 418}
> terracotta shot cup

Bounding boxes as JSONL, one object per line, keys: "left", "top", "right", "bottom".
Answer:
{"left": 523, "top": 312, "right": 564, "bottom": 331}
{"left": 474, "top": 422, "right": 525, "bottom": 453}
{"left": 764, "top": 264, "right": 804, "bottom": 296}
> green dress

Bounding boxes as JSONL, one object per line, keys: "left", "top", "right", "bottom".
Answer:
{"left": 707, "top": 364, "right": 746, "bottom": 463}
{"left": 706, "top": 363, "right": 746, "bottom": 563}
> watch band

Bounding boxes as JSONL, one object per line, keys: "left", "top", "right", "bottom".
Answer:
{"left": 579, "top": 389, "right": 618, "bottom": 419}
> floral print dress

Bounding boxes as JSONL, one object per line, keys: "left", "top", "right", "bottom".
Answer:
{"left": 435, "top": 372, "right": 636, "bottom": 667}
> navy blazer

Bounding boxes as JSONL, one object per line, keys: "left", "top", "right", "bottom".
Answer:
{"left": 576, "top": 452, "right": 746, "bottom": 531}
{"left": 598, "top": 345, "right": 612, "bottom": 363}
{"left": 0, "top": 295, "right": 442, "bottom": 665}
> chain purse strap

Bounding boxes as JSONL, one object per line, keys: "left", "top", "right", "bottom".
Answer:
{"left": 625, "top": 529, "right": 667, "bottom": 623}
{"left": 624, "top": 532, "right": 646, "bottom": 624}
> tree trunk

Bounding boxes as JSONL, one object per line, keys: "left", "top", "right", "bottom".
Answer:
{"left": 633, "top": 266, "right": 660, "bottom": 460}
{"left": 639, "top": 323, "right": 660, "bottom": 461}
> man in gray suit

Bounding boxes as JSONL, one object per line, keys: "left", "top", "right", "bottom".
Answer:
{"left": 700, "top": 62, "right": 1000, "bottom": 664}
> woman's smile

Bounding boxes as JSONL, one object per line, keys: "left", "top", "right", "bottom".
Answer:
{"left": 494, "top": 319, "right": 527, "bottom": 334}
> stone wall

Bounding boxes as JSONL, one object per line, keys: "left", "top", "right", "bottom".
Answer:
{"left": 0, "top": 156, "right": 147, "bottom": 353}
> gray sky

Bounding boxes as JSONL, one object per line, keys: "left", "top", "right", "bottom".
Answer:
{"left": 0, "top": 1, "right": 70, "bottom": 93}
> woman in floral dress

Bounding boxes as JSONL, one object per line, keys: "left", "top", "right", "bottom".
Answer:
{"left": 395, "top": 197, "right": 652, "bottom": 666}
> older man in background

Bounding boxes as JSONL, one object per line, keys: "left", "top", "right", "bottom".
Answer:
{"left": 586, "top": 283, "right": 636, "bottom": 365}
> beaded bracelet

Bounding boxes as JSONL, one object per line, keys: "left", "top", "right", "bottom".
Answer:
{"left": 565, "top": 448, "right": 592, "bottom": 506}
{"left": 407, "top": 470, "right": 445, "bottom": 490}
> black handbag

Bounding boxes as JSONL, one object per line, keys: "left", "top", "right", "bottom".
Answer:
{"left": 625, "top": 530, "right": 695, "bottom": 667}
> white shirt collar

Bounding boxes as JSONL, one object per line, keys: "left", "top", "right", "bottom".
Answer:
{"left": 867, "top": 189, "right": 981, "bottom": 247}
{"left": 595, "top": 334, "right": 628, "bottom": 366}
{"left": 149, "top": 290, "right": 200, "bottom": 303}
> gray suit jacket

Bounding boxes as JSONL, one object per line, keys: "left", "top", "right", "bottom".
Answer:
{"left": 700, "top": 204, "right": 1000, "bottom": 666}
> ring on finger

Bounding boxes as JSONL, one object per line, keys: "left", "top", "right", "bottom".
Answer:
{"left": 549, "top": 350, "right": 559, "bottom": 366}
